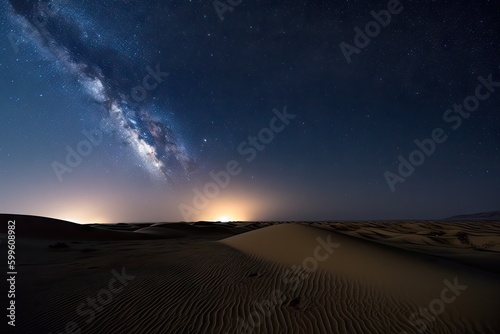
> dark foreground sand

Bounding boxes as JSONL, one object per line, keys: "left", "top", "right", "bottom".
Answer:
{"left": 1, "top": 214, "right": 499, "bottom": 333}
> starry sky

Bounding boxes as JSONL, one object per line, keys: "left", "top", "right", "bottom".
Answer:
{"left": 0, "top": 0, "right": 499, "bottom": 223}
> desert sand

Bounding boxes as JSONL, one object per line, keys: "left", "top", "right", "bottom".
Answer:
{"left": 1, "top": 214, "right": 499, "bottom": 333}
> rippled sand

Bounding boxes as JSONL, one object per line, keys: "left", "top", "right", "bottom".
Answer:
{"left": 2, "top": 215, "right": 499, "bottom": 333}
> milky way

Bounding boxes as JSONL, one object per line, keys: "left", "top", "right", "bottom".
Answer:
{"left": 7, "top": 0, "right": 197, "bottom": 184}
{"left": 2, "top": 0, "right": 499, "bottom": 222}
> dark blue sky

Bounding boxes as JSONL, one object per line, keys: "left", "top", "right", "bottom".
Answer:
{"left": 1, "top": 0, "right": 499, "bottom": 223}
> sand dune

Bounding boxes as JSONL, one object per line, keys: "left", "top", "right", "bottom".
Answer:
{"left": 133, "top": 226, "right": 190, "bottom": 237}
{"left": 6, "top": 216, "right": 500, "bottom": 333}
{"left": 134, "top": 222, "right": 239, "bottom": 238}
{"left": 221, "top": 224, "right": 500, "bottom": 325}
{"left": 0, "top": 215, "right": 240, "bottom": 241}
{"left": 0, "top": 214, "right": 166, "bottom": 240}
{"left": 308, "top": 220, "right": 500, "bottom": 274}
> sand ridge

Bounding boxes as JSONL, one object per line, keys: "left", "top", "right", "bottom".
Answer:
{"left": 221, "top": 223, "right": 500, "bottom": 324}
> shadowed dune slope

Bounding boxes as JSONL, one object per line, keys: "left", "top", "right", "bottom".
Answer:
{"left": 0, "top": 214, "right": 164, "bottom": 240}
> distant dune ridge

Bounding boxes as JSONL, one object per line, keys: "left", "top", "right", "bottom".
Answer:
{"left": 0, "top": 214, "right": 162, "bottom": 240}
{"left": 445, "top": 210, "right": 500, "bottom": 221}
{"left": 1, "top": 213, "right": 499, "bottom": 333}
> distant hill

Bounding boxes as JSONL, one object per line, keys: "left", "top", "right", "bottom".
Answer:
{"left": 445, "top": 210, "right": 500, "bottom": 221}
{"left": 0, "top": 214, "right": 164, "bottom": 240}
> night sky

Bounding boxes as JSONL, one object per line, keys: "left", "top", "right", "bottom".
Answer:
{"left": 1, "top": 0, "right": 499, "bottom": 223}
